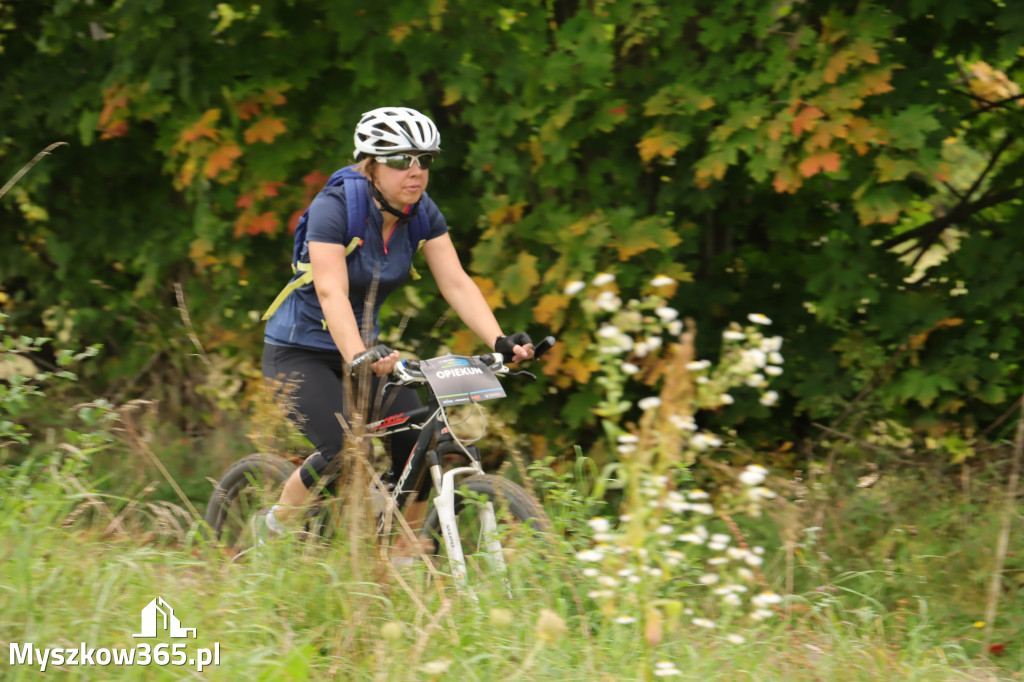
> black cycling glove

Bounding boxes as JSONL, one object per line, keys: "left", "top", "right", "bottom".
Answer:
{"left": 494, "top": 332, "right": 533, "bottom": 361}
{"left": 348, "top": 344, "right": 394, "bottom": 375}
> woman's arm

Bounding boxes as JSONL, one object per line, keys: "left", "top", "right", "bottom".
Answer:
{"left": 422, "top": 234, "right": 533, "bottom": 361}
{"left": 308, "top": 241, "right": 398, "bottom": 374}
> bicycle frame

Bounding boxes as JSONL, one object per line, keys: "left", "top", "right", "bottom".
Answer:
{"left": 364, "top": 366, "right": 506, "bottom": 590}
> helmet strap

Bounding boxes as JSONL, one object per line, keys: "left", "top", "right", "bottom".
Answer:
{"left": 369, "top": 181, "right": 420, "bottom": 224}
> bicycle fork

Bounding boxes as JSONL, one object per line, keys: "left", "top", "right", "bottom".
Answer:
{"left": 430, "top": 463, "right": 510, "bottom": 595}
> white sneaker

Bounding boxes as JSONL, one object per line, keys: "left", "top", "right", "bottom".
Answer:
{"left": 234, "top": 509, "right": 283, "bottom": 561}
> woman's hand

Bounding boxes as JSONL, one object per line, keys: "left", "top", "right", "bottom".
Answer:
{"left": 349, "top": 344, "right": 399, "bottom": 377}
{"left": 495, "top": 332, "right": 534, "bottom": 363}
{"left": 371, "top": 349, "right": 401, "bottom": 377}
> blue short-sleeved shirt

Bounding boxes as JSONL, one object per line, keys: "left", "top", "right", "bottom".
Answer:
{"left": 264, "top": 182, "right": 448, "bottom": 350}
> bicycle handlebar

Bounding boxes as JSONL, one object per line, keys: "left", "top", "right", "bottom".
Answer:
{"left": 390, "top": 335, "right": 557, "bottom": 386}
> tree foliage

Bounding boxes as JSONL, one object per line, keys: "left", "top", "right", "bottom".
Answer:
{"left": 1, "top": 0, "right": 1023, "bottom": 456}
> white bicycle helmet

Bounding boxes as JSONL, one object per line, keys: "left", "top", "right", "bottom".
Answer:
{"left": 353, "top": 107, "right": 441, "bottom": 159}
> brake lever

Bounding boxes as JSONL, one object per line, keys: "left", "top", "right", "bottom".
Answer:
{"left": 508, "top": 369, "right": 537, "bottom": 381}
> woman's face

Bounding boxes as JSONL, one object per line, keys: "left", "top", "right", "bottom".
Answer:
{"left": 372, "top": 155, "right": 430, "bottom": 208}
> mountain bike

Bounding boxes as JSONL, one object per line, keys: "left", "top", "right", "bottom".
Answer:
{"left": 203, "top": 338, "right": 556, "bottom": 591}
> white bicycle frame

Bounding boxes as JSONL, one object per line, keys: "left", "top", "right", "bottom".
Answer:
{"left": 427, "top": 463, "right": 508, "bottom": 593}
{"left": 373, "top": 350, "right": 540, "bottom": 595}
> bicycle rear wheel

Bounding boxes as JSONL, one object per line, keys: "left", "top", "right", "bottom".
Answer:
{"left": 419, "top": 474, "right": 549, "bottom": 586}
{"left": 202, "top": 453, "right": 296, "bottom": 553}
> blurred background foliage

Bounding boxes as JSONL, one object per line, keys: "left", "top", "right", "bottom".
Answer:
{"left": 1, "top": 0, "right": 1023, "bottom": 467}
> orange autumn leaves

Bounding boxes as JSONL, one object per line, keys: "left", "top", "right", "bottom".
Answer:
{"left": 161, "top": 88, "right": 292, "bottom": 237}
{"left": 168, "top": 87, "right": 289, "bottom": 189}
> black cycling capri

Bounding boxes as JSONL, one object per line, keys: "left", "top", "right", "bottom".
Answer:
{"left": 262, "top": 342, "right": 425, "bottom": 495}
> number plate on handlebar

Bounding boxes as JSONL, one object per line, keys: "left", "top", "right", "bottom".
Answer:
{"left": 420, "top": 355, "right": 506, "bottom": 407}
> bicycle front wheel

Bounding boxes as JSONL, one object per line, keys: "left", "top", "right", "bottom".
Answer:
{"left": 420, "top": 474, "right": 550, "bottom": 585}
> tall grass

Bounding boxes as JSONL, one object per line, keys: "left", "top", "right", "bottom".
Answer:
{"left": 0, "top": 437, "right": 1016, "bottom": 681}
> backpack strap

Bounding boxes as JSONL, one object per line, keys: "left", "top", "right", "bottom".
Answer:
{"left": 263, "top": 167, "right": 432, "bottom": 320}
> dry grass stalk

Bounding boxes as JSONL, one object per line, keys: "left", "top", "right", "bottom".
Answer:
{"left": 982, "top": 394, "right": 1023, "bottom": 651}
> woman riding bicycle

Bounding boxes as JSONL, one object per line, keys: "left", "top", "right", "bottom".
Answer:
{"left": 258, "top": 106, "right": 534, "bottom": 556}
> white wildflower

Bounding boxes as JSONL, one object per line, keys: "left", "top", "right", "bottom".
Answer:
{"left": 692, "top": 617, "right": 717, "bottom": 629}
{"left": 741, "top": 348, "right": 767, "bottom": 369}
{"left": 749, "top": 486, "right": 777, "bottom": 501}
{"left": 707, "top": 556, "right": 729, "bottom": 565}
{"left": 670, "top": 414, "right": 698, "bottom": 431}
{"left": 650, "top": 275, "right": 675, "bottom": 287}
{"left": 617, "top": 434, "right": 640, "bottom": 444}
{"left": 622, "top": 362, "right": 640, "bottom": 375}
{"left": 751, "top": 609, "right": 775, "bottom": 622}
{"left": 746, "top": 373, "right": 766, "bottom": 387}
{"left": 592, "top": 272, "right": 616, "bottom": 286}
{"left": 614, "top": 615, "right": 636, "bottom": 625}
{"left": 654, "top": 661, "right": 682, "bottom": 677}
{"left": 690, "top": 433, "right": 712, "bottom": 450}
{"left": 420, "top": 659, "right": 453, "bottom": 674}
{"left": 719, "top": 394, "right": 735, "bottom": 405}
{"left": 597, "top": 324, "right": 620, "bottom": 338}
{"left": 691, "top": 503, "right": 715, "bottom": 515}
{"left": 563, "top": 280, "right": 586, "bottom": 296}
{"left": 747, "top": 313, "right": 772, "bottom": 325}
{"left": 739, "top": 465, "right": 768, "bottom": 486}
{"left": 575, "top": 549, "right": 605, "bottom": 562}
{"left": 655, "top": 524, "right": 674, "bottom": 535}
{"left": 667, "top": 320, "right": 683, "bottom": 336}
{"left": 764, "top": 365, "right": 783, "bottom": 376}
{"left": 711, "top": 533, "right": 732, "bottom": 545}
{"left": 686, "top": 360, "right": 711, "bottom": 371}
{"left": 588, "top": 517, "right": 611, "bottom": 533}
{"left": 744, "top": 553, "right": 764, "bottom": 567}
{"left": 638, "top": 396, "right": 662, "bottom": 411}
{"left": 655, "top": 306, "right": 679, "bottom": 322}
{"left": 723, "top": 330, "right": 745, "bottom": 341}
{"left": 688, "top": 490, "right": 710, "bottom": 500}
{"left": 582, "top": 568, "right": 601, "bottom": 578}
{"left": 737, "top": 568, "right": 755, "bottom": 582}
{"left": 617, "top": 444, "right": 637, "bottom": 454}
{"left": 726, "top": 633, "right": 746, "bottom": 644}
{"left": 752, "top": 591, "right": 783, "bottom": 608}
{"left": 596, "top": 290, "right": 621, "bottom": 312}
{"left": 722, "top": 593, "right": 742, "bottom": 607}
{"left": 698, "top": 573, "right": 720, "bottom": 585}
{"left": 759, "top": 390, "right": 779, "bottom": 407}
{"left": 597, "top": 575, "right": 619, "bottom": 587}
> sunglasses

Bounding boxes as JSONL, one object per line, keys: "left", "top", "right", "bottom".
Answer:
{"left": 375, "top": 153, "right": 436, "bottom": 170}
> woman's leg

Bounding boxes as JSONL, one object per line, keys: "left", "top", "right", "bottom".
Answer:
{"left": 262, "top": 343, "right": 349, "bottom": 522}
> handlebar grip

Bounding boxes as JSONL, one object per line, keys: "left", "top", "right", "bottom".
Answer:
{"left": 533, "top": 336, "right": 556, "bottom": 359}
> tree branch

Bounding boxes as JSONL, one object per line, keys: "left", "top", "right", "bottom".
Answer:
{"left": 880, "top": 185, "right": 1022, "bottom": 251}
{"left": 963, "top": 92, "right": 1024, "bottom": 120}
